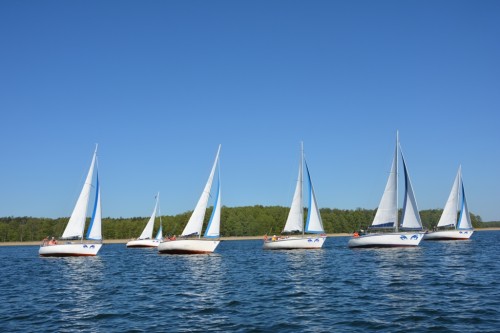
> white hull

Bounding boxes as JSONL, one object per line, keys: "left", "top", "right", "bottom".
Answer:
{"left": 39, "top": 243, "right": 102, "bottom": 257}
{"left": 348, "top": 232, "right": 424, "bottom": 248}
{"left": 423, "top": 229, "right": 473, "bottom": 240}
{"left": 158, "top": 239, "right": 220, "bottom": 254}
{"left": 263, "top": 235, "right": 326, "bottom": 250}
{"left": 126, "top": 239, "right": 161, "bottom": 248}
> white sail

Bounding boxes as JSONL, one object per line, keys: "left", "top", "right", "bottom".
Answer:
{"left": 283, "top": 144, "right": 304, "bottom": 233}
{"left": 181, "top": 145, "right": 221, "bottom": 237}
{"left": 436, "top": 167, "right": 460, "bottom": 228}
{"left": 304, "top": 161, "right": 324, "bottom": 233}
{"left": 400, "top": 153, "right": 423, "bottom": 230}
{"left": 139, "top": 194, "right": 159, "bottom": 239}
{"left": 371, "top": 142, "right": 398, "bottom": 228}
{"left": 61, "top": 147, "right": 98, "bottom": 239}
{"left": 457, "top": 176, "right": 473, "bottom": 230}
{"left": 86, "top": 171, "right": 102, "bottom": 240}
{"left": 204, "top": 170, "right": 221, "bottom": 238}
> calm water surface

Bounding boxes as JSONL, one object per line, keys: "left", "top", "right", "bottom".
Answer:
{"left": 1, "top": 231, "right": 499, "bottom": 332}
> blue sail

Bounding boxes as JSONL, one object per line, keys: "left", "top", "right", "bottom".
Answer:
{"left": 457, "top": 181, "right": 473, "bottom": 230}
{"left": 155, "top": 225, "right": 163, "bottom": 240}
{"left": 86, "top": 171, "right": 102, "bottom": 240}
{"left": 304, "top": 161, "right": 324, "bottom": 234}
{"left": 204, "top": 172, "right": 221, "bottom": 238}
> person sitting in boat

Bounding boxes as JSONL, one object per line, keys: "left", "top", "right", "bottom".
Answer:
{"left": 48, "top": 237, "right": 57, "bottom": 245}
{"left": 272, "top": 235, "right": 277, "bottom": 241}
{"left": 353, "top": 231, "right": 359, "bottom": 238}
{"left": 42, "top": 236, "right": 49, "bottom": 246}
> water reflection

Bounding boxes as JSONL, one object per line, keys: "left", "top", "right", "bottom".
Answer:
{"left": 57, "top": 257, "right": 104, "bottom": 331}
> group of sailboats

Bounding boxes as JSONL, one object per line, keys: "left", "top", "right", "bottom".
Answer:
{"left": 348, "top": 132, "right": 474, "bottom": 248}
{"left": 39, "top": 134, "right": 474, "bottom": 257}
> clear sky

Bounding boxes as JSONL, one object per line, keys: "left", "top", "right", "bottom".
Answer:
{"left": 1, "top": 1, "right": 499, "bottom": 221}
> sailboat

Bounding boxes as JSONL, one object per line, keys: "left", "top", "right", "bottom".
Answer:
{"left": 158, "top": 145, "right": 221, "bottom": 254}
{"left": 424, "top": 166, "right": 474, "bottom": 240}
{"left": 348, "top": 133, "right": 425, "bottom": 248}
{"left": 39, "top": 146, "right": 103, "bottom": 256}
{"left": 126, "top": 193, "right": 163, "bottom": 247}
{"left": 263, "top": 143, "right": 326, "bottom": 250}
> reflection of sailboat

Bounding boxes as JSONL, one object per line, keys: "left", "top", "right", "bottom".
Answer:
{"left": 126, "top": 193, "right": 163, "bottom": 247}
{"left": 348, "top": 133, "right": 425, "bottom": 248}
{"left": 158, "top": 145, "right": 221, "bottom": 254}
{"left": 424, "top": 166, "right": 474, "bottom": 240}
{"left": 39, "top": 146, "right": 103, "bottom": 256}
{"left": 263, "top": 143, "right": 326, "bottom": 250}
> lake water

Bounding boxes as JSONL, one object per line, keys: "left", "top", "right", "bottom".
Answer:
{"left": 1, "top": 231, "right": 499, "bottom": 332}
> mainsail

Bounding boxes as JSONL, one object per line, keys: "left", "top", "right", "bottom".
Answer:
{"left": 283, "top": 144, "right": 304, "bottom": 233}
{"left": 139, "top": 194, "right": 159, "bottom": 240}
{"left": 371, "top": 141, "right": 398, "bottom": 228}
{"left": 181, "top": 145, "right": 221, "bottom": 237}
{"left": 436, "top": 167, "right": 460, "bottom": 228}
{"left": 62, "top": 147, "right": 98, "bottom": 239}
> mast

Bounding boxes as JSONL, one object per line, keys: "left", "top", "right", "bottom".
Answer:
{"left": 456, "top": 165, "right": 462, "bottom": 230}
{"left": 156, "top": 192, "right": 163, "bottom": 240}
{"left": 300, "top": 141, "right": 304, "bottom": 236}
{"left": 395, "top": 131, "right": 399, "bottom": 232}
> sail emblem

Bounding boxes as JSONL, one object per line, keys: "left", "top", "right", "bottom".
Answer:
{"left": 400, "top": 235, "right": 408, "bottom": 240}
{"left": 410, "top": 234, "right": 419, "bottom": 240}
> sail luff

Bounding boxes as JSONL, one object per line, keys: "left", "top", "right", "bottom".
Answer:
{"left": 138, "top": 194, "right": 159, "bottom": 239}
{"left": 304, "top": 160, "right": 324, "bottom": 233}
{"left": 436, "top": 167, "right": 461, "bottom": 228}
{"left": 61, "top": 147, "right": 97, "bottom": 239}
{"left": 181, "top": 145, "right": 221, "bottom": 237}
{"left": 86, "top": 170, "right": 102, "bottom": 240}
{"left": 283, "top": 143, "right": 304, "bottom": 233}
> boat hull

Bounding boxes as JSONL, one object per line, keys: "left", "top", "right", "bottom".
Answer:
{"left": 263, "top": 235, "right": 326, "bottom": 250}
{"left": 157, "top": 239, "right": 220, "bottom": 254}
{"left": 423, "top": 229, "right": 473, "bottom": 240}
{"left": 348, "top": 232, "right": 424, "bottom": 248}
{"left": 39, "top": 243, "right": 103, "bottom": 257}
{"left": 126, "top": 239, "right": 161, "bottom": 248}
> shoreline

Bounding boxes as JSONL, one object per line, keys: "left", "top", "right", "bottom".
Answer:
{"left": 0, "top": 229, "right": 498, "bottom": 247}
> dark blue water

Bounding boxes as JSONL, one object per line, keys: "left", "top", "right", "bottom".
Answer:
{"left": 1, "top": 231, "right": 499, "bottom": 332}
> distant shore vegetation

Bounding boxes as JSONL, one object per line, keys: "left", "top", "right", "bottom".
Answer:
{"left": 0, "top": 205, "right": 489, "bottom": 242}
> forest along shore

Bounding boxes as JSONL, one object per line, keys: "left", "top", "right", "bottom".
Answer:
{"left": 1, "top": 229, "right": 499, "bottom": 247}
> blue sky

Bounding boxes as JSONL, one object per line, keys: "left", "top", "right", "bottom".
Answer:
{"left": 1, "top": 1, "right": 499, "bottom": 221}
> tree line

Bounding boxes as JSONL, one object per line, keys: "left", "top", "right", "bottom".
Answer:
{"left": 0, "top": 206, "right": 484, "bottom": 242}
